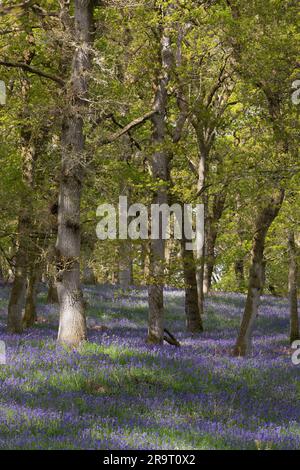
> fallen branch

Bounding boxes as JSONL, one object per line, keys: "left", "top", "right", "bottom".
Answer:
{"left": 164, "top": 328, "right": 181, "bottom": 347}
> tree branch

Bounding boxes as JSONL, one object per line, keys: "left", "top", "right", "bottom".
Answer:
{"left": 100, "top": 109, "right": 156, "bottom": 145}
{"left": 0, "top": 61, "right": 64, "bottom": 87}
{"left": 110, "top": 114, "right": 142, "bottom": 150}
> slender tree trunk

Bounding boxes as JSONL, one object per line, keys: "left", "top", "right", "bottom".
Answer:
{"left": 8, "top": 198, "right": 34, "bottom": 332}
{"left": 7, "top": 45, "right": 36, "bottom": 333}
{"left": 181, "top": 240, "right": 203, "bottom": 333}
{"left": 148, "top": 184, "right": 168, "bottom": 343}
{"left": 118, "top": 184, "right": 133, "bottom": 288}
{"left": 203, "top": 208, "right": 214, "bottom": 295}
{"left": 195, "top": 143, "right": 207, "bottom": 316}
{"left": 7, "top": 224, "right": 28, "bottom": 333}
{"left": 233, "top": 85, "right": 286, "bottom": 356}
{"left": 23, "top": 264, "right": 39, "bottom": 327}
{"left": 234, "top": 194, "right": 246, "bottom": 290}
{"left": 119, "top": 251, "right": 133, "bottom": 288}
{"left": 147, "top": 14, "right": 172, "bottom": 344}
{"left": 203, "top": 256, "right": 214, "bottom": 294}
{"left": 234, "top": 258, "right": 245, "bottom": 288}
{"left": 233, "top": 189, "right": 284, "bottom": 356}
{"left": 165, "top": 239, "right": 172, "bottom": 272}
{"left": 47, "top": 279, "right": 59, "bottom": 304}
{"left": 288, "top": 231, "right": 299, "bottom": 343}
{"left": 56, "top": 0, "right": 95, "bottom": 347}
{"left": 142, "top": 241, "right": 150, "bottom": 284}
{"left": 203, "top": 193, "right": 226, "bottom": 294}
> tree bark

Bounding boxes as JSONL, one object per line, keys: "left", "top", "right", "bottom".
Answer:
{"left": 181, "top": 240, "right": 203, "bottom": 333}
{"left": 194, "top": 142, "right": 207, "bottom": 316}
{"left": 147, "top": 13, "right": 172, "bottom": 344}
{"left": 56, "top": 0, "right": 95, "bottom": 347}
{"left": 23, "top": 264, "right": 39, "bottom": 328}
{"left": 288, "top": 231, "right": 299, "bottom": 344}
{"left": 233, "top": 189, "right": 284, "bottom": 356}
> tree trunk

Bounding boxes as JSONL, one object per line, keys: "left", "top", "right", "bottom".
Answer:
{"left": 181, "top": 240, "right": 203, "bottom": 333}
{"left": 23, "top": 265, "right": 39, "bottom": 328}
{"left": 56, "top": 0, "right": 95, "bottom": 347}
{"left": 82, "top": 266, "right": 96, "bottom": 285}
{"left": 288, "top": 231, "right": 299, "bottom": 344}
{"left": 148, "top": 188, "right": 168, "bottom": 343}
{"left": 7, "top": 230, "right": 27, "bottom": 333}
{"left": 47, "top": 279, "right": 59, "bottom": 304}
{"left": 147, "top": 13, "right": 172, "bottom": 344}
{"left": 142, "top": 241, "right": 150, "bottom": 284}
{"left": 195, "top": 144, "right": 207, "bottom": 316}
{"left": 7, "top": 46, "right": 36, "bottom": 333}
{"left": 118, "top": 186, "right": 133, "bottom": 289}
{"left": 234, "top": 194, "right": 246, "bottom": 290}
{"left": 119, "top": 251, "right": 133, "bottom": 289}
{"left": 203, "top": 257, "right": 214, "bottom": 294}
{"left": 233, "top": 189, "right": 284, "bottom": 356}
{"left": 203, "top": 193, "right": 226, "bottom": 294}
{"left": 234, "top": 258, "right": 245, "bottom": 288}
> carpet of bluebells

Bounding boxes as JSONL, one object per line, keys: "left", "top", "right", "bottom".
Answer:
{"left": 0, "top": 282, "right": 299, "bottom": 450}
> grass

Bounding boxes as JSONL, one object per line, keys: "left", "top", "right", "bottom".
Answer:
{"left": 0, "top": 284, "right": 298, "bottom": 449}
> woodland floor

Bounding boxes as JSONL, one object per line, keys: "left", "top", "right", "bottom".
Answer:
{"left": 0, "top": 283, "right": 299, "bottom": 450}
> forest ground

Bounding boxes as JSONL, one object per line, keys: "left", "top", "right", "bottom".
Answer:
{"left": 0, "top": 283, "right": 299, "bottom": 450}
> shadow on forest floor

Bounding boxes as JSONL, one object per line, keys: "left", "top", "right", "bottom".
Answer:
{"left": 0, "top": 284, "right": 298, "bottom": 450}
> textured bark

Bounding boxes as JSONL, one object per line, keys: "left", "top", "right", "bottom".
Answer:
{"left": 148, "top": 187, "right": 168, "bottom": 343}
{"left": 195, "top": 143, "right": 207, "bottom": 317}
{"left": 23, "top": 265, "right": 39, "bottom": 328}
{"left": 147, "top": 16, "right": 172, "bottom": 344}
{"left": 181, "top": 240, "right": 203, "bottom": 333}
{"left": 233, "top": 190, "right": 284, "bottom": 356}
{"left": 288, "top": 231, "right": 299, "bottom": 344}
{"left": 56, "top": 0, "right": 95, "bottom": 347}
